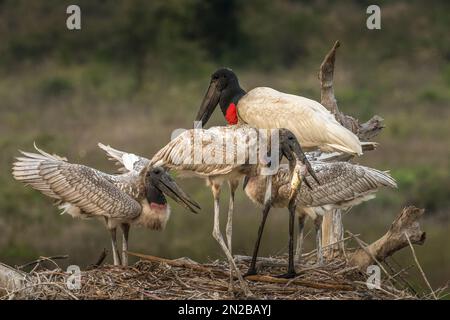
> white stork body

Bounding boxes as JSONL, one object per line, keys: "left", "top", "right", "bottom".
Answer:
{"left": 237, "top": 87, "right": 362, "bottom": 155}
{"left": 195, "top": 68, "right": 363, "bottom": 157}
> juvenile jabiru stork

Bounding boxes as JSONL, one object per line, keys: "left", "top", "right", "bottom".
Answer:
{"left": 12, "top": 145, "right": 200, "bottom": 266}
{"left": 148, "top": 125, "right": 319, "bottom": 293}
{"left": 244, "top": 161, "right": 397, "bottom": 276}
{"left": 195, "top": 68, "right": 362, "bottom": 155}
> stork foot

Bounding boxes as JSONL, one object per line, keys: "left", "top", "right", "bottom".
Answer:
{"left": 243, "top": 268, "right": 258, "bottom": 277}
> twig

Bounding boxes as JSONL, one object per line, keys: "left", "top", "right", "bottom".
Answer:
{"left": 245, "top": 274, "right": 353, "bottom": 291}
{"left": 127, "top": 252, "right": 214, "bottom": 274}
{"left": 403, "top": 232, "right": 437, "bottom": 299}
{"left": 18, "top": 255, "right": 68, "bottom": 270}
{"left": 87, "top": 249, "right": 108, "bottom": 270}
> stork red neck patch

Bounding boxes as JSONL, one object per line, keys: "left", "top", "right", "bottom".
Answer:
{"left": 225, "top": 103, "right": 238, "bottom": 125}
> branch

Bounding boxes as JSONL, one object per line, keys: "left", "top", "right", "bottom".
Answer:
{"left": 128, "top": 252, "right": 353, "bottom": 291}
{"left": 244, "top": 274, "right": 353, "bottom": 291}
{"left": 126, "top": 251, "right": 214, "bottom": 274}
{"left": 348, "top": 206, "right": 426, "bottom": 270}
{"left": 318, "top": 40, "right": 384, "bottom": 141}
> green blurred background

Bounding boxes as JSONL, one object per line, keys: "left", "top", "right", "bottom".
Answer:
{"left": 0, "top": 0, "right": 448, "bottom": 294}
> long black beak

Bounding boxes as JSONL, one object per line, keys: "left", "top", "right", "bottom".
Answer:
{"left": 242, "top": 176, "right": 250, "bottom": 190}
{"left": 156, "top": 172, "right": 201, "bottom": 214}
{"left": 195, "top": 79, "right": 221, "bottom": 127}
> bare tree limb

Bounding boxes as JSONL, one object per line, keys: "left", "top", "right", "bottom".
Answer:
{"left": 317, "top": 40, "right": 386, "bottom": 259}
{"left": 318, "top": 40, "right": 385, "bottom": 141}
{"left": 348, "top": 207, "right": 426, "bottom": 271}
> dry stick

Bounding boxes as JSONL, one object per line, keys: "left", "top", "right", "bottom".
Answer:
{"left": 87, "top": 249, "right": 108, "bottom": 270}
{"left": 352, "top": 281, "right": 401, "bottom": 299}
{"left": 404, "top": 232, "right": 437, "bottom": 300}
{"left": 1, "top": 281, "right": 79, "bottom": 300}
{"left": 127, "top": 252, "right": 214, "bottom": 274}
{"left": 346, "top": 231, "right": 398, "bottom": 290}
{"left": 318, "top": 41, "right": 386, "bottom": 259}
{"left": 128, "top": 252, "right": 353, "bottom": 291}
{"left": 18, "top": 255, "right": 68, "bottom": 270}
{"left": 244, "top": 274, "right": 353, "bottom": 291}
{"left": 303, "top": 234, "right": 357, "bottom": 258}
{"left": 384, "top": 259, "right": 418, "bottom": 295}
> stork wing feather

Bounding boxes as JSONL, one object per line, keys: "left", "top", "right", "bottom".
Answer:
{"left": 238, "top": 87, "right": 362, "bottom": 155}
{"left": 12, "top": 147, "right": 141, "bottom": 219}
{"left": 98, "top": 143, "right": 150, "bottom": 173}
{"left": 296, "top": 161, "right": 397, "bottom": 207}
{"left": 150, "top": 126, "right": 260, "bottom": 177}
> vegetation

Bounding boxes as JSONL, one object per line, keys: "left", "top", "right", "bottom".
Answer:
{"left": 0, "top": 1, "right": 448, "bottom": 292}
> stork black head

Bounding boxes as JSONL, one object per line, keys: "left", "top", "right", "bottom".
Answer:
{"left": 195, "top": 68, "right": 246, "bottom": 127}
{"left": 146, "top": 167, "right": 200, "bottom": 214}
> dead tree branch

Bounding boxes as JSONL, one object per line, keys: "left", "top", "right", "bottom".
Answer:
{"left": 317, "top": 40, "right": 386, "bottom": 259}
{"left": 348, "top": 206, "right": 426, "bottom": 270}
{"left": 318, "top": 40, "right": 385, "bottom": 141}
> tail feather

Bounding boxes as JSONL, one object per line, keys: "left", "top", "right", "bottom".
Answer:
{"left": 325, "top": 122, "right": 363, "bottom": 155}
{"left": 365, "top": 167, "right": 397, "bottom": 189}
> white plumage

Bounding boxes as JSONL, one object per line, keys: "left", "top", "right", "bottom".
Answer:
{"left": 237, "top": 87, "right": 362, "bottom": 155}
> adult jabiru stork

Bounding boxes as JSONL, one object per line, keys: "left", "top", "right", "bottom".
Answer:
{"left": 195, "top": 68, "right": 362, "bottom": 155}
{"left": 12, "top": 145, "right": 200, "bottom": 266}
{"left": 244, "top": 160, "right": 397, "bottom": 276}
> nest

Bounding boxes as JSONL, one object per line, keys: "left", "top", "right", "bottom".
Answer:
{"left": 1, "top": 251, "right": 423, "bottom": 300}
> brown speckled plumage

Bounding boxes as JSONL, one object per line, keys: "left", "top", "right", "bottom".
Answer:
{"left": 12, "top": 147, "right": 144, "bottom": 221}
{"left": 245, "top": 161, "right": 397, "bottom": 212}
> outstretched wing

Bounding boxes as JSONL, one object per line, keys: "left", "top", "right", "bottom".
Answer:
{"left": 98, "top": 143, "right": 150, "bottom": 173}
{"left": 12, "top": 146, "right": 141, "bottom": 219}
{"left": 238, "top": 87, "right": 362, "bottom": 155}
{"left": 150, "top": 126, "right": 260, "bottom": 177}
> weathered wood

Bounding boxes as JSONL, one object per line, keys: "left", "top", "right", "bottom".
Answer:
{"left": 244, "top": 274, "right": 353, "bottom": 291}
{"left": 317, "top": 41, "right": 385, "bottom": 259}
{"left": 318, "top": 41, "right": 345, "bottom": 259}
{"left": 348, "top": 207, "right": 426, "bottom": 270}
{"left": 128, "top": 252, "right": 353, "bottom": 291}
{"left": 127, "top": 251, "right": 214, "bottom": 274}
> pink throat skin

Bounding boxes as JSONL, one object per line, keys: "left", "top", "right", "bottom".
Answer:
{"left": 149, "top": 203, "right": 167, "bottom": 210}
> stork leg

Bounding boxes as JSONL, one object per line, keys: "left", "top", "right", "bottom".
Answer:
{"left": 295, "top": 214, "right": 306, "bottom": 264}
{"left": 109, "top": 227, "right": 121, "bottom": 266}
{"left": 226, "top": 179, "right": 239, "bottom": 292}
{"left": 120, "top": 223, "right": 130, "bottom": 267}
{"left": 211, "top": 183, "right": 251, "bottom": 296}
{"left": 275, "top": 201, "right": 297, "bottom": 279}
{"left": 245, "top": 201, "right": 272, "bottom": 276}
{"left": 314, "top": 215, "right": 324, "bottom": 266}
{"left": 226, "top": 179, "right": 239, "bottom": 252}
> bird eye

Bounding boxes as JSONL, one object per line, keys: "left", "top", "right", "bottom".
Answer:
{"left": 152, "top": 168, "right": 162, "bottom": 175}
{"left": 212, "top": 75, "right": 219, "bottom": 80}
